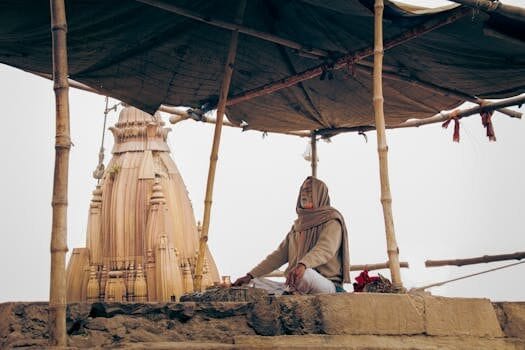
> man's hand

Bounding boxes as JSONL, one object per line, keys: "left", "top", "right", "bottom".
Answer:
{"left": 232, "top": 274, "right": 253, "bottom": 286}
{"left": 286, "top": 263, "right": 306, "bottom": 288}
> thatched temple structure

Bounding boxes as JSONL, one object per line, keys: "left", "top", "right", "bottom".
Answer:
{"left": 66, "top": 106, "right": 220, "bottom": 303}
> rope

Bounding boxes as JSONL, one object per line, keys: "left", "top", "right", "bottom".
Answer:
{"left": 414, "top": 260, "right": 525, "bottom": 291}
{"left": 92, "top": 97, "right": 120, "bottom": 181}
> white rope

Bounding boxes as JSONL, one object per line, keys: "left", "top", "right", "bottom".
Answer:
{"left": 414, "top": 260, "right": 525, "bottom": 291}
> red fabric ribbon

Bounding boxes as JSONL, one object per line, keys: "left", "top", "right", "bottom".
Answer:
{"left": 481, "top": 110, "right": 497, "bottom": 142}
{"left": 442, "top": 113, "right": 461, "bottom": 142}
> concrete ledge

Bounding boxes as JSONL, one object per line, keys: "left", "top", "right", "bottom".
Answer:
{"left": 317, "top": 293, "right": 425, "bottom": 335}
{"left": 425, "top": 296, "right": 504, "bottom": 337}
{"left": 235, "top": 334, "right": 525, "bottom": 350}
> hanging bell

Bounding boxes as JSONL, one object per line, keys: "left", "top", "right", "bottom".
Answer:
{"left": 302, "top": 142, "right": 312, "bottom": 161}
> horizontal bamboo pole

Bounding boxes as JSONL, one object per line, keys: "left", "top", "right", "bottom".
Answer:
{"left": 355, "top": 63, "right": 522, "bottom": 119}
{"left": 264, "top": 261, "right": 410, "bottom": 277}
{"left": 426, "top": 251, "right": 525, "bottom": 267}
{"left": 392, "top": 94, "right": 525, "bottom": 129}
{"left": 352, "top": 261, "right": 409, "bottom": 271}
{"left": 164, "top": 106, "right": 311, "bottom": 137}
{"left": 226, "top": 6, "right": 471, "bottom": 107}
{"left": 136, "top": 0, "right": 329, "bottom": 58}
{"left": 315, "top": 94, "right": 525, "bottom": 137}
{"left": 168, "top": 92, "right": 524, "bottom": 139}
{"left": 449, "top": 0, "right": 525, "bottom": 22}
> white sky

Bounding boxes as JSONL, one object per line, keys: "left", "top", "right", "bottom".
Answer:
{"left": 1, "top": 0, "right": 524, "bottom": 302}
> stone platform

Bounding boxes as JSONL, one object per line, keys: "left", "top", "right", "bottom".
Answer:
{"left": 1, "top": 290, "right": 524, "bottom": 349}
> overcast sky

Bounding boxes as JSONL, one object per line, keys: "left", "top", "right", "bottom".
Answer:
{"left": 1, "top": 0, "right": 524, "bottom": 302}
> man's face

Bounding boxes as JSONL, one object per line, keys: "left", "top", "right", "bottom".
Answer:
{"left": 300, "top": 180, "right": 314, "bottom": 209}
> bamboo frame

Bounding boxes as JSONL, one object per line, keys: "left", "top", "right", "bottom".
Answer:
{"left": 226, "top": 7, "right": 470, "bottom": 107}
{"left": 449, "top": 0, "right": 525, "bottom": 22}
{"left": 49, "top": 0, "right": 71, "bottom": 346}
{"left": 136, "top": 0, "right": 329, "bottom": 58}
{"left": 426, "top": 251, "right": 525, "bottom": 267}
{"left": 373, "top": 0, "right": 403, "bottom": 289}
{"left": 310, "top": 133, "right": 317, "bottom": 177}
{"left": 194, "top": 0, "right": 247, "bottom": 292}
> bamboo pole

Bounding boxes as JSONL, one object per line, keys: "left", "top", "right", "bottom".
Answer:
{"left": 426, "top": 251, "right": 525, "bottom": 267}
{"left": 49, "top": 0, "right": 71, "bottom": 346}
{"left": 136, "top": 0, "right": 329, "bottom": 58}
{"left": 165, "top": 108, "right": 311, "bottom": 137}
{"left": 226, "top": 7, "right": 470, "bottom": 107}
{"left": 194, "top": 0, "right": 246, "bottom": 292}
{"left": 310, "top": 133, "right": 317, "bottom": 177}
{"left": 352, "top": 261, "right": 409, "bottom": 272}
{"left": 264, "top": 261, "right": 409, "bottom": 277}
{"left": 314, "top": 94, "right": 525, "bottom": 138}
{"left": 391, "top": 94, "right": 525, "bottom": 129}
{"left": 449, "top": 0, "right": 525, "bottom": 22}
{"left": 354, "top": 63, "right": 522, "bottom": 119}
{"left": 373, "top": 0, "right": 403, "bottom": 290}
{"left": 168, "top": 94, "right": 524, "bottom": 139}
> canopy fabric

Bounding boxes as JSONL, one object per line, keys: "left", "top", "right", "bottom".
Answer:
{"left": 1, "top": 0, "right": 524, "bottom": 132}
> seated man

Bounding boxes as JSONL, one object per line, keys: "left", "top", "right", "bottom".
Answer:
{"left": 232, "top": 176, "right": 350, "bottom": 294}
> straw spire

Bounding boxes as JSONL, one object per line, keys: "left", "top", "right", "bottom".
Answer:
{"left": 67, "top": 106, "right": 220, "bottom": 302}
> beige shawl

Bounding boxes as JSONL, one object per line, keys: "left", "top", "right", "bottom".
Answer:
{"left": 294, "top": 176, "right": 350, "bottom": 283}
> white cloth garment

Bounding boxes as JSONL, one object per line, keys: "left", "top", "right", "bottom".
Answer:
{"left": 250, "top": 268, "right": 336, "bottom": 295}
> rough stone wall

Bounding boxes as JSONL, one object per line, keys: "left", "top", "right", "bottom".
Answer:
{"left": 1, "top": 302, "right": 256, "bottom": 348}
{"left": 1, "top": 293, "right": 525, "bottom": 349}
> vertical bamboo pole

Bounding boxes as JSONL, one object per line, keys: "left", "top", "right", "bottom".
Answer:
{"left": 373, "top": 0, "right": 403, "bottom": 289}
{"left": 311, "top": 132, "right": 317, "bottom": 178}
{"left": 194, "top": 0, "right": 246, "bottom": 292}
{"left": 49, "top": 0, "right": 71, "bottom": 345}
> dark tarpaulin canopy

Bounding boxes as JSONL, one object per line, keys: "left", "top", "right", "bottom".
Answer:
{"left": 0, "top": 0, "right": 524, "bottom": 133}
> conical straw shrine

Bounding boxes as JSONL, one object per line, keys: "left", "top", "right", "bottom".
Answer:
{"left": 66, "top": 106, "right": 220, "bottom": 302}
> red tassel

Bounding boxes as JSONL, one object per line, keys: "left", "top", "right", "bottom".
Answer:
{"left": 441, "top": 118, "right": 452, "bottom": 129}
{"left": 481, "top": 111, "right": 497, "bottom": 142}
{"left": 452, "top": 118, "right": 460, "bottom": 142}
{"left": 442, "top": 111, "right": 460, "bottom": 143}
